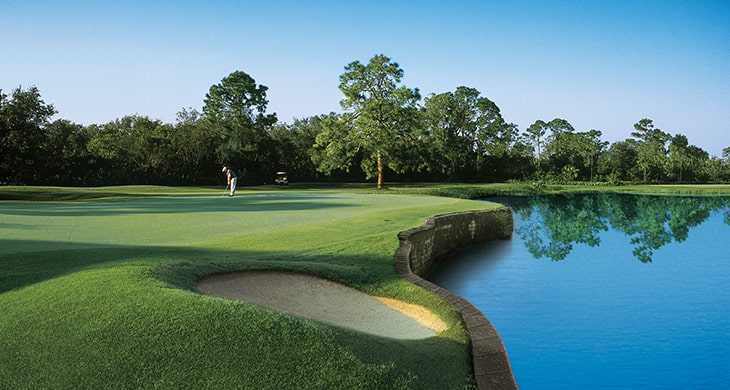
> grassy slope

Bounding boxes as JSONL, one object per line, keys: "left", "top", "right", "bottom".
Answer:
{"left": 0, "top": 186, "right": 498, "bottom": 389}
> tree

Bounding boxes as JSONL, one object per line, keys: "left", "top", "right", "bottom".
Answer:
{"left": 527, "top": 118, "right": 584, "bottom": 180}
{"left": 471, "top": 93, "right": 515, "bottom": 181}
{"left": 0, "top": 86, "right": 57, "bottom": 184}
{"left": 702, "top": 156, "right": 730, "bottom": 183}
{"left": 270, "top": 114, "right": 331, "bottom": 181}
{"left": 631, "top": 118, "right": 670, "bottom": 182}
{"left": 86, "top": 115, "right": 173, "bottom": 184}
{"left": 481, "top": 121, "right": 534, "bottom": 181}
{"left": 599, "top": 140, "right": 639, "bottom": 183}
{"left": 203, "top": 71, "right": 277, "bottom": 182}
{"left": 525, "top": 120, "right": 549, "bottom": 174}
{"left": 42, "top": 119, "right": 89, "bottom": 185}
{"left": 422, "top": 86, "right": 508, "bottom": 181}
{"left": 584, "top": 130, "right": 608, "bottom": 181}
{"left": 685, "top": 145, "right": 710, "bottom": 182}
{"left": 548, "top": 129, "right": 608, "bottom": 181}
{"left": 504, "top": 130, "right": 537, "bottom": 180}
{"left": 314, "top": 54, "right": 421, "bottom": 188}
{"left": 543, "top": 118, "right": 576, "bottom": 177}
{"left": 422, "top": 88, "right": 476, "bottom": 180}
{"left": 170, "top": 107, "right": 218, "bottom": 184}
{"left": 668, "top": 134, "right": 689, "bottom": 183}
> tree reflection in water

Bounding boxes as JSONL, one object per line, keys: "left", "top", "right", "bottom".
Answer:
{"left": 499, "top": 194, "right": 730, "bottom": 262}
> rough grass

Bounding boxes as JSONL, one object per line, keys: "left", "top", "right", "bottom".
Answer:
{"left": 0, "top": 186, "right": 498, "bottom": 389}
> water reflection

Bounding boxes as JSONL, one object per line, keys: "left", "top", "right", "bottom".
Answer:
{"left": 493, "top": 194, "right": 730, "bottom": 263}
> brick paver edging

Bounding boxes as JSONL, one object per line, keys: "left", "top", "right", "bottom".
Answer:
{"left": 395, "top": 206, "right": 518, "bottom": 390}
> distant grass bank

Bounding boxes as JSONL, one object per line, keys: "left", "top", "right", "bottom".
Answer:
{"left": 384, "top": 182, "right": 730, "bottom": 198}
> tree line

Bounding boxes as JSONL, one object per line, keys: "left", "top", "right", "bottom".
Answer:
{"left": 2, "top": 54, "right": 729, "bottom": 187}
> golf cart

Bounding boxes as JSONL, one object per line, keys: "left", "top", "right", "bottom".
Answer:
{"left": 275, "top": 171, "right": 289, "bottom": 185}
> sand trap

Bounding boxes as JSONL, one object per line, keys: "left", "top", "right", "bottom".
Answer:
{"left": 197, "top": 271, "right": 447, "bottom": 340}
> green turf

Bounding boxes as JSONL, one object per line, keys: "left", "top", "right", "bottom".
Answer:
{"left": 0, "top": 186, "right": 498, "bottom": 389}
{"left": 5, "top": 183, "right": 727, "bottom": 389}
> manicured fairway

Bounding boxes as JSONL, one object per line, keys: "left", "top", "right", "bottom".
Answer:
{"left": 0, "top": 187, "right": 498, "bottom": 389}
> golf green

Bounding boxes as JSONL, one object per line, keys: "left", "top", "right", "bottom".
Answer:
{"left": 0, "top": 188, "right": 497, "bottom": 389}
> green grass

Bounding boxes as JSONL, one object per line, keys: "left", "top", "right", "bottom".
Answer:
{"left": 3, "top": 182, "right": 728, "bottom": 389}
{"left": 0, "top": 186, "right": 499, "bottom": 389}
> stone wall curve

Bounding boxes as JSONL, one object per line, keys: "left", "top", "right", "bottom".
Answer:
{"left": 395, "top": 206, "right": 518, "bottom": 390}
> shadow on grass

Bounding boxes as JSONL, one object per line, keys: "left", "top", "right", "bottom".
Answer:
{"left": 0, "top": 238, "right": 398, "bottom": 294}
{"left": 329, "top": 328, "right": 476, "bottom": 390}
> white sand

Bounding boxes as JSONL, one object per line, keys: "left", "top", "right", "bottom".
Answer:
{"left": 197, "top": 271, "right": 447, "bottom": 340}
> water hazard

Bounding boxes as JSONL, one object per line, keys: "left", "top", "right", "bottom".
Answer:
{"left": 429, "top": 194, "right": 730, "bottom": 390}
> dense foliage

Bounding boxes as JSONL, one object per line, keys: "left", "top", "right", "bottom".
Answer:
{"left": 2, "top": 54, "right": 729, "bottom": 186}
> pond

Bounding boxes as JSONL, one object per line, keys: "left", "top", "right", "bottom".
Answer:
{"left": 429, "top": 194, "right": 730, "bottom": 390}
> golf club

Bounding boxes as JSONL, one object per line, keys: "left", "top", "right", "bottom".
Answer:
{"left": 221, "top": 184, "right": 229, "bottom": 197}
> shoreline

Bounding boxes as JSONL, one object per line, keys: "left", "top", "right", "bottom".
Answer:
{"left": 395, "top": 206, "right": 518, "bottom": 390}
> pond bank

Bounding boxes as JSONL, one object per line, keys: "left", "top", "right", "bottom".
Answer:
{"left": 395, "top": 206, "right": 517, "bottom": 390}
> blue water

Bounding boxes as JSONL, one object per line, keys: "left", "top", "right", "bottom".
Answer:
{"left": 429, "top": 194, "right": 730, "bottom": 390}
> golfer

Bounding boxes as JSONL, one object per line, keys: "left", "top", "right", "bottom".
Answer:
{"left": 222, "top": 166, "right": 237, "bottom": 196}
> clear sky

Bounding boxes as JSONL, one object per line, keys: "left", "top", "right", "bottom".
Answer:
{"left": 3, "top": 0, "right": 729, "bottom": 156}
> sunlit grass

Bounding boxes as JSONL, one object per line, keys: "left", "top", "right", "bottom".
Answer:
{"left": 0, "top": 186, "right": 496, "bottom": 389}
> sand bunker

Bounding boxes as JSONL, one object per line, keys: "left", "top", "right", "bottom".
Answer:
{"left": 197, "top": 271, "right": 447, "bottom": 340}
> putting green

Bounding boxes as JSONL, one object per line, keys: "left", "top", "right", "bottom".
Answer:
{"left": 1, "top": 191, "right": 460, "bottom": 254}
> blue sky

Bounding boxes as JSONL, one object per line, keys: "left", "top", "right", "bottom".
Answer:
{"left": 3, "top": 0, "right": 729, "bottom": 156}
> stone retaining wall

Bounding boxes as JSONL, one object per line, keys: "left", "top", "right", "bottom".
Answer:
{"left": 395, "top": 206, "right": 518, "bottom": 390}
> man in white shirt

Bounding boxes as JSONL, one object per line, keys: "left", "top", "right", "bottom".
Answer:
{"left": 222, "top": 166, "right": 237, "bottom": 197}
